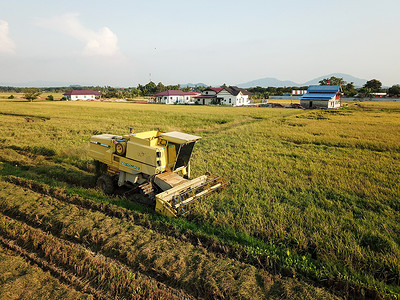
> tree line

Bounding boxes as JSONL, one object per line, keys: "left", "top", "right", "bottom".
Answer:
{"left": 1, "top": 77, "right": 400, "bottom": 101}
{"left": 0, "top": 82, "right": 203, "bottom": 99}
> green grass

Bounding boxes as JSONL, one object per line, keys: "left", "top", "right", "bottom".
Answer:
{"left": 0, "top": 99, "right": 399, "bottom": 297}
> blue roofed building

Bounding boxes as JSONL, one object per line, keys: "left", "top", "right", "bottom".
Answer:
{"left": 300, "top": 85, "right": 342, "bottom": 109}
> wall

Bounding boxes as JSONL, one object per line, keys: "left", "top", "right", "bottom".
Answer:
{"left": 158, "top": 95, "right": 196, "bottom": 104}
{"left": 218, "top": 90, "right": 236, "bottom": 106}
{"left": 68, "top": 94, "right": 96, "bottom": 101}
{"left": 300, "top": 100, "right": 329, "bottom": 108}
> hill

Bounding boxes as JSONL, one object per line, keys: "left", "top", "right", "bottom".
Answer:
{"left": 302, "top": 73, "right": 367, "bottom": 87}
{"left": 237, "top": 77, "right": 298, "bottom": 88}
{"left": 180, "top": 83, "right": 208, "bottom": 88}
{"left": 237, "top": 73, "right": 368, "bottom": 88}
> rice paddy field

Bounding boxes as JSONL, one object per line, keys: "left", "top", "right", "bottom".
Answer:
{"left": 0, "top": 97, "right": 399, "bottom": 299}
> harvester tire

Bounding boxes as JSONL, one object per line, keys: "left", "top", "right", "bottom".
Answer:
{"left": 96, "top": 175, "right": 114, "bottom": 195}
{"left": 115, "top": 142, "right": 126, "bottom": 156}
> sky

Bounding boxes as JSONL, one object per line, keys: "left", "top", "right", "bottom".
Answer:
{"left": 0, "top": 0, "right": 399, "bottom": 87}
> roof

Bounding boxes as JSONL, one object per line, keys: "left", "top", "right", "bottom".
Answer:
{"left": 63, "top": 90, "right": 101, "bottom": 96}
{"left": 301, "top": 93, "right": 338, "bottom": 100}
{"left": 306, "top": 85, "right": 341, "bottom": 93}
{"left": 160, "top": 131, "right": 201, "bottom": 144}
{"left": 154, "top": 90, "right": 199, "bottom": 96}
{"left": 203, "top": 87, "right": 223, "bottom": 93}
{"left": 193, "top": 95, "right": 216, "bottom": 98}
{"left": 300, "top": 85, "right": 341, "bottom": 101}
{"left": 222, "top": 86, "right": 252, "bottom": 96}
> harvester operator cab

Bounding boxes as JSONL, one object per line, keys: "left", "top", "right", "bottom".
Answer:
{"left": 159, "top": 131, "right": 201, "bottom": 174}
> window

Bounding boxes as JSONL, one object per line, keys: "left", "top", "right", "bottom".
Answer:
{"left": 229, "top": 99, "right": 231, "bottom": 103}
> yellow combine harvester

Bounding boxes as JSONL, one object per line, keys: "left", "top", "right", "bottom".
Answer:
{"left": 89, "top": 129, "right": 226, "bottom": 217}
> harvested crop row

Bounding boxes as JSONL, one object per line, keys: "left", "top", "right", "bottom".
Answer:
{"left": 0, "top": 180, "right": 336, "bottom": 299}
{"left": 3, "top": 175, "right": 386, "bottom": 299}
{"left": 0, "top": 243, "right": 90, "bottom": 299}
{"left": 0, "top": 213, "right": 190, "bottom": 300}
{"left": 4, "top": 176, "right": 243, "bottom": 260}
{"left": 0, "top": 234, "right": 106, "bottom": 299}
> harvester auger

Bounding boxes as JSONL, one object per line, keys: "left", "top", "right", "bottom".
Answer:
{"left": 89, "top": 129, "right": 227, "bottom": 217}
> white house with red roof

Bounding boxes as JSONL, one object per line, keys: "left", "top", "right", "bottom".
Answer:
{"left": 194, "top": 86, "right": 252, "bottom": 106}
{"left": 193, "top": 87, "right": 223, "bottom": 105}
{"left": 63, "top": 90, "right": 101, "bottom": 101}
{"left": 154, "top": 90, "right": 200, "bottom": 104}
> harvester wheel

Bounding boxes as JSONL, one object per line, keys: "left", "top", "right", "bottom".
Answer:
{"left": 96, "top": 175, "right": 114, "bottom": 195}
{"left": 115, "top": 142, "right": 126, "bottom": 156}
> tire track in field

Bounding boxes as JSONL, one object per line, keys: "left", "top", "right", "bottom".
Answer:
{"left": 193, "top": 116, "right": 260, "bottom": 134}
{"left": 0, "top": 213, "right": 192, "bottom": 300}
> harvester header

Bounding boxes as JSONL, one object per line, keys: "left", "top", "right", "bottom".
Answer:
{"left": 89, "top": 129, "right": 226, "bottom": 217}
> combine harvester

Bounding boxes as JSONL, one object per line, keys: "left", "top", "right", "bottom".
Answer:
{"left": 89, "top": 128, "right": 226, "bottom": 217}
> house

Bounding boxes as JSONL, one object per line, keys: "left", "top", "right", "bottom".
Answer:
{"left": 371, "top": 92, "right": 387, "bottom": 98}
{"left": 154, "top": 90, "right": 200, "bottom": 104}
{"left": 193, "top": 87, "right": 223, "bottom": 105}
{"left": 300, "top": 85, "right": 342, "bottom": 109}
{"left": 218, "top": 86, "right": 252, "bottom": 106}
{"left": 63, "top": 90, "right": 101, "bottom": 101}
{"left": 194, "top": 86, "right": 252, "bottom": 106}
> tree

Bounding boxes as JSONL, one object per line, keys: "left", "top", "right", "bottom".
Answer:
{"left": 155, "top": 82, "right": 166, "bottom": 94}
{"left": 363, "top": 79, "right": 382, "bottom": 92}
{"left": 130, "top": 88, "right": 142, "bottom": 97}
{"left": 342, "top": 82, "right": 357, "bottom": 97}
{"left": 102, "top": 86, "right": 119, "bottom": 98}
{"left": 319, "top": 76, "right": 346, "bottom": 86}
{"left": 143, "top": 81, "right": 157, "bottom": 95}
{"left": 46, "top": 95, "right": 54, "bottom": 101}
{"left": 388, "top": 84, "right": 400, "bottom": 97}
{"left": 358, "top": 87, "right": 373, "bottom": 99}
{"left": 24, "top": 88, "right": 41, "bottom": 102}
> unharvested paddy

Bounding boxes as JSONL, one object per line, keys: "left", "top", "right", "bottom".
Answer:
{"left": 0, "top": 98, "right": 399, "bottom": 298}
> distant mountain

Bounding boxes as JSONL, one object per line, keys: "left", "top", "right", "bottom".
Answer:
{"left": 237, "top": 73, "right": 369, "bottom": 88}
{"left": 302, "top": 73, "right": 367, "bottom": 87}
{"left": 180, "top": 83, "right": 208, "bottom": 88}
{"left": 237, "top": 77, "right": 298, "bottom": 88}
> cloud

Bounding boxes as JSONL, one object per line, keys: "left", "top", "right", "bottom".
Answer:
{"left": 37, "top": 13, "right": 120, "bottom": 56}
{"left": 0, "top": 20, "right": 16, "bottom": 54}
